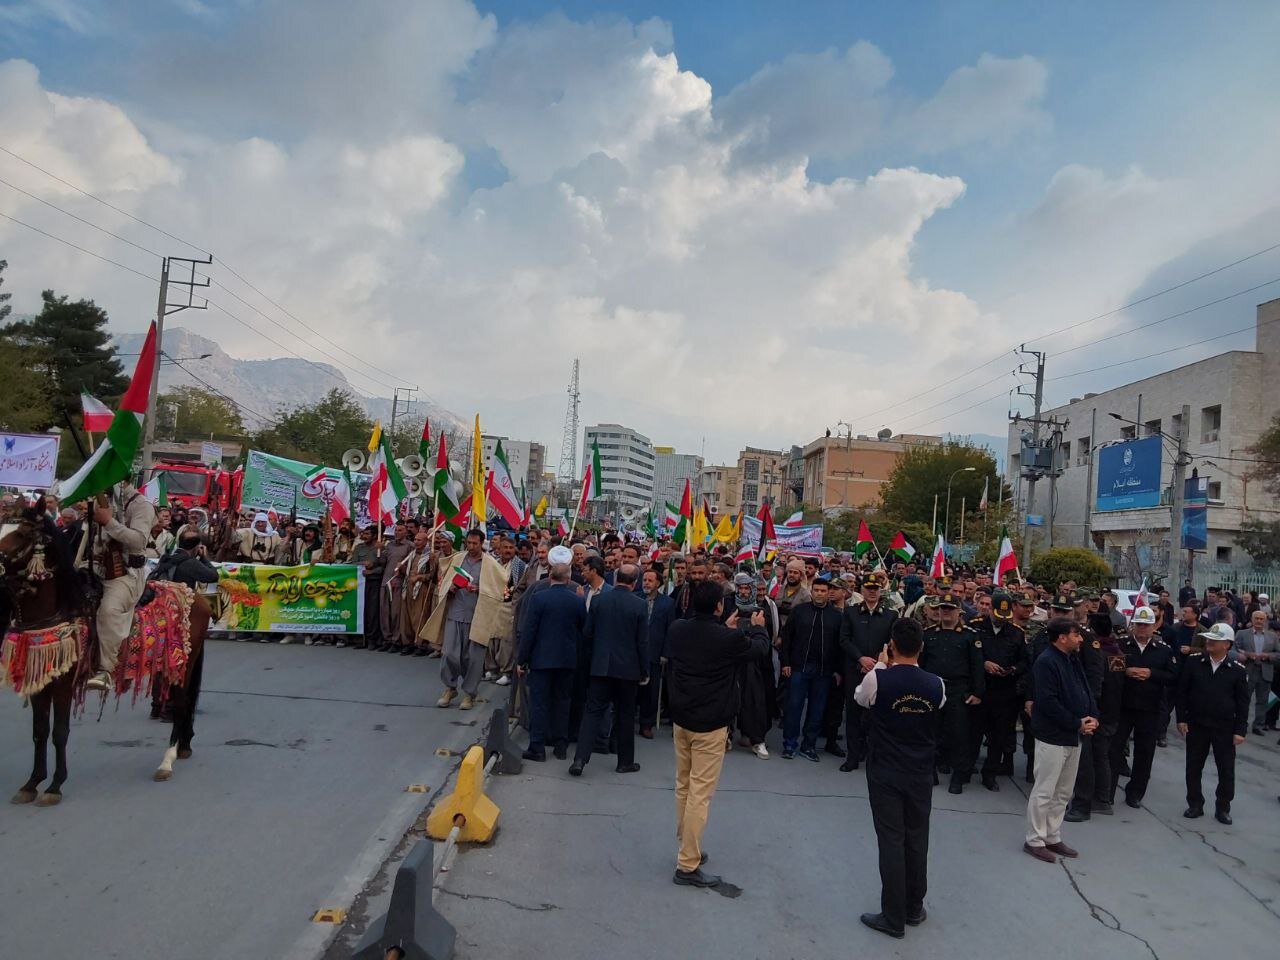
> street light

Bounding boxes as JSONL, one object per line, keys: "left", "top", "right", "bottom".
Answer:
{"left": 945, "top": 467, "right": 976, "bottom": 541}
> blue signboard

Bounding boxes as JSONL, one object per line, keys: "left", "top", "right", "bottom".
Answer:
{"left": 1182, "top": 475, "right": 1208, "bottom": 550}
{"left": 1025, "top": 515, "right": 1045, "bottom": 527}
{"left": 1096, "top": 436, "right": 1162, "bottom": 512}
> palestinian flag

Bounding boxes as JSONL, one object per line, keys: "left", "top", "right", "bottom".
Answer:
{"left": 888, "top": 531, "right": 915, "bottom": 563}
{"left": 59, "top": 321, "right": 157, "bottom": 504}
{"left": 487, "top": 439, "right": 524, "bottom": 528}
{"left": 140, "top": 472, "right": 168, "bottom": 507}
{"left": 451, "top": 564, "right": 476, "bottom": 589}
{"left": 854, "top": 519, "right": 875, "bottom": 560}
{"left": 432, "top": 432, "right": 463, "bottom": 520}
{"left": 674, "top": 480, "right": 693, "bottom": 547}
{"left": 929, "top": 534, "right": 947, "bottom": 578}
{"left": 367, "top": 431, "right": 408, "bottom": 525}
{"left": 782, "top": 510, "right": 804, "bottom": 528}
{"left": 993, "top": 526, "right": 1018, "bottom": 586}
{"left": 589, "top": 439, "right": 604, "bottom": 499}
{"left": 418, "top": 418, "right": 431, "bottom": 463}
{"left": 80, "top": 392, "right": 113, "bottom": 433}
{"left": 437, "top": 493, "right": 472, "bottom": 548}
{"left": 756, "top": 501, "right": 776, "bottom": 563}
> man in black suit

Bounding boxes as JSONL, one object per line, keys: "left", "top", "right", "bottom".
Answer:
{"left": 1177, "top": 622, "right": 1250, "bottom": 824}
{"left": 638, "top": 567, "right": 677, "bottom": 738}
{"left": 570, "top": 563, "right": 649, "bottom": 776}
{"left": 517, "top": 548, "right": 586, "bottom": 762}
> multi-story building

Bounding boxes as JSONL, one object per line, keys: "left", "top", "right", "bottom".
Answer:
{"left": 583, "top": 424, "right": 656, "bottom": 515}
{"left": 481, "top": 435, "right": 546, "bottom": 494}
{"left": 737, "top": 447, "right": 786, "bottom": 514}
{"left": 652, "top": 446, "right": 703, "bottom": 512}
{"left": 782, "top": 445, "right": 806, "bottom": 508}
{"left": 1004, "top": 298, "right": 1280, "bottom": 590}
{"left": 801, "top": 433, "right": 939, "bottom": 512}
{"left": 700, "top": 464, "right": 740, "bottom": 514}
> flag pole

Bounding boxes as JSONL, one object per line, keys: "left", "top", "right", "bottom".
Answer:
{"left": 959, "top": 496, "right": 966, "bottom": 543}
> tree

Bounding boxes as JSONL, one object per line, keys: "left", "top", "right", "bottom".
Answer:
{"left": 819, "top": 510, "right": 933, "bottom": 562}
{"left": 1246, "top": 415, "right": 1280, "bottom": 498}
{"left": 0, "top": 259, "right": 11, "bottom": 324}
{"left": 1, "top": 290, "right": 127, "bottom": 466}
{"left": 0, "top": 339, "right": 53, "bottom": 432}
{"left": 160, "top": 385, "right": 245, "bottom": 441}
{"left": 1234, "top": 518, "right": 1280, "bottom": 568}
{"left": 878, "top": 441, "right": 1010, "bottom": 538}
{"left": 1027, "top": 547, "right": 1112, "bottom": 590}
{"left": 250, "top": 389, "right": 374, "bottom": 465}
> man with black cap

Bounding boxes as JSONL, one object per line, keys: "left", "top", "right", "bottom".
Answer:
{"left": 919, "top": 591, "right": 983, "bottom": 794}
{"left": 1177, "top": 622, "right": 1249, "bottom": 824}
{"left": 1108, "top": 605, "right": 1176, "bottom": 808}
{"left": 969, "top": 590, "right": 1027, "bottom": 790}
{"left": 1065, "top": 613, "right": 1126, "bottom": 821}
{"left": 838, "top": 570, "right": 898, "bottom": 771}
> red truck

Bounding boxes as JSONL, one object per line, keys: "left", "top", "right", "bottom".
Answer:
{"left": 149, "top": 459, "right": 239, "bottom": 511}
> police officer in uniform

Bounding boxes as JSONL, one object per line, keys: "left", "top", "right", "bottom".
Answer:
{"left": 86, "top": 483, "right": 156, "bottom": 691}
{"left": 1177, "top": 622, "right": 1250, "bottom": 824}
{"left": 969, "top": 590, "right": 1026, "bottom": 790}
{"left": 1108, "top": 605, "right": 1176, "bottom": 808}
{"left": 838, "top": 571, "right": 898, "bottom": 771}
{"left": 919, "top": 592, "right": 984, "bottom": 794}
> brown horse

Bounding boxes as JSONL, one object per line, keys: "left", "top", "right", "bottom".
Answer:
{"left": 0, "top": 510, "right": 91, "bottom": 806}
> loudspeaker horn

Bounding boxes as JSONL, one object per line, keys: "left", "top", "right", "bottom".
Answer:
{"left": 342, "top": 448, "right": 367, "bottom": 471}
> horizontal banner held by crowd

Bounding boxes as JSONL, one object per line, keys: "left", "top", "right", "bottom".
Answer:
{"left": 207, "top": 562, "right": 365, "bottom": 635}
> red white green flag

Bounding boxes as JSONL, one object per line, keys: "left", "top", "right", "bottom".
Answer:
{"left": 756, "top": 501, "right": 776, "bottom": 563}
{"left": 674, "top": 479, "right": 693, "bottom": 546}
{"left": 367, "top": 430, "right": 408, "bottom": 525}
{"left": 888, "top": 531, "right": 915, "bottom": 563}
{"left": 854, "top": 519, "right": 876, "bottom": 560}
{"left": 59, "top": 321, "right": 157, "bottom": 504}
{"left": 487, "top": 439, "right": 524, "bottom": 528}
{"left": 451, "top": 564, "right": 476, "bottom": 589}
{"left": 80, "top": 392, "right": 113, "bottom": 433}
{"left": 930, "top": 534, "right": 947, "bottom": 578}
{"left": 994, "top": 526, "right": 1018, "bottom": 586}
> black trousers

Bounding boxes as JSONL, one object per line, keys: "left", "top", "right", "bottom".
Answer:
{"left": 1070, "top": 723, "right": 1114, "bottom": 812}
{"left": 637, "top": 661, "right": 664, "bottom": 729}
{"left": 1185, "top": 725, "right": 1236, "bottom": 811}
{"left": 972, "top": 694, "right": 1019, "bottom": 776}
{"left": 935, "top": 690, "right": 974, "bottom": 780}
{"left": 822, "top": 676, "right": 845, "bottom": 745}
{"left": 574, "top": 677, "right": 638, "bottom": 766}
{"left": 527, "top": 668, "right": 573, "bottom": 752}
{"left": 362, "top": 579, "right": 383, "bottom": 646}
{"left": 867, "top": 771, "right": 932, "bottom": 932}
{"left": 1109, "top": 710, "right": 1161, "bottom": 803}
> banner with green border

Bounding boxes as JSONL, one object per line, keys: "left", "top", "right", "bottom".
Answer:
{"left": 210, "top": 562, "right": 365, "bottom": 634}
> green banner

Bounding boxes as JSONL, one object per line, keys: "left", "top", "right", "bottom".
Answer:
{"left": 210, "top": 562, "right": 365, "bottom": 634}
{"left": 241, "top": 449, "right": 322, "bottom": 521}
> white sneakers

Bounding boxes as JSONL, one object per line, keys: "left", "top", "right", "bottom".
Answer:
{"left": 495, "top": 675, "right": 511, "bottom": 686}
{"left": 483, "top": 671, "right": 498, "bottom": 681}
{"left": 752, "top": 743, "right": 769, "bottom": 760}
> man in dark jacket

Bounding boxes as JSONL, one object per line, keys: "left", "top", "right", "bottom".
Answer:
{"left": 919, "top": 592, "right": 983, "bottom": 794}
{"left": 570, "top": 564, "right": 648, "bottom": 777}
{"left": 1177, "top": 623, "right": 1250, "bottom": 824}
{"left": 151, "top": 529, "right": 220, "bottom": 589}
{"left": 1066, "top": 614, "right": 1125, "bottom": 820}
{"left": 637, "top": 567, "right": 677, "bottom": 738}
{"left": 780, "top": 577, "right": 843, "bottom": 761}
{"left": 1024, "top": 618, "right": 1098, "bottom": 864}
{"left": 517, "top": 554, "right": 586, "bottom": 762}
{"left": 1107, "top": 606, "right": 1176, "bottom": 808}
{"left": 838, "top": 571, "right": 898, "bottom": 771}
{"left": 666, "top": 580, "right": 768, "bottom": 889}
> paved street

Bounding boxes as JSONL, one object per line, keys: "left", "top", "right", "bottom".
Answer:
{"left": 0, "top": 640, "right": 481, "bottom": 960}
{"left": 431, "top": 722, "right": 1280, "bottom": 960}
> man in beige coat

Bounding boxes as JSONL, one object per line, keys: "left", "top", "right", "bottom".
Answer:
{"left": 86, "top": 483, "right": 155, "bottom": 691}
{"left": 420, "top": 529, "right": 512, "bottom": 709}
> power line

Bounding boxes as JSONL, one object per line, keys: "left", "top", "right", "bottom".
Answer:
{"left": 0, "top": 209, "right": 155, "bottom": 282}
{"left": 0, "top": 142, "right": 415, "bottom": 388}
{"left": 163, "top": 355, "right": 276, "bottom": 428}
{"left": 0, "top": 175, "right": 165, "bottom": 260}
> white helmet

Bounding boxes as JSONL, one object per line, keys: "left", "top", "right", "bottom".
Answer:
{"left": 1130, "top": 606, "right": 1157, "bottom": 625}
{"left": 1197, "top": 622, "right": 1235, "bottom": 644}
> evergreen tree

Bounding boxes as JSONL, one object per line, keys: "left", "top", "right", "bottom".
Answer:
{"left": 0, "top": 259, "right": 11, "bottom": 324}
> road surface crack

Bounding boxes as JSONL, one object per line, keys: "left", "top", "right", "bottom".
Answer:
{"left": 528, "top": 809, "right": 623, "bottom": 817}
{"left": 1060, "top": 861, "right": 1159, "bottom": 960}
{"left": 437, "top": 888, "right": 560, "bottom": 912}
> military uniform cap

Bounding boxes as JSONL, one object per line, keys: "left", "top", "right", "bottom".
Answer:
{"left": 1050, "top": 593, "right": 1073, "bottom": 611}
{"left": 862, "top": 571, "right": 887, "bottom": 589}
{"left": 991, "top": 591, "right": 1014, "bottom": 620}
{"left": 935, "top": 592, "right": 959, "bottom": 608}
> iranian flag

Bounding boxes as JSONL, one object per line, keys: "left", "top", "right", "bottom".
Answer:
{"left": 734, "top": 542, "right": 755, "bottom": 564}
{"left": 854, "top": 519, "right": 876, "bottom": 560}
{"left": 451, "top": 564, "right": 476, "bottom": 589}
{"left": 978, "top": 476, "right": 990, "bottom": 512}
{"left": 367, "top": 431, "right": 408, "bottom": 525}
{"left": 993, "top": 526, "right": 1018, "bottom": 586}
{"left": 782, "top": 510, "right": 804, "bottom": 527}
{"left": 432, "top": 433, "right": 463, "bottom": 520}
{"left": 663, "top": 501, "right": 680, "bottom": 529}
{"left": 556, "top": 516, "right": 569, "bottom": 538}
{"left": 929, "top": 534, "right": 947, "bottom": 578}
{"left": 80, "top": 392, "right": 114, "bottom": 433}
{"left": 888, "top": 531, "right": 915, "bottom": 563}
{"left": 59, "top": 321, "right": 157, "bottom": 504}
{"left": 487, "top": 439, "right": 524, "bottom": 528}
{"left": 756, "top": 501, "right": 776, "bottom": 563}
{"left": 140, "top": 472, "right": 168, "bottom": 507}
{"left": 576, "top": 439, "right": 604, "bottom": 518}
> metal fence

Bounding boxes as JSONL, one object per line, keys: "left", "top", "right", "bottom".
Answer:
{"left": 1195, "top": 564, "right": 1280, "bottom": 598}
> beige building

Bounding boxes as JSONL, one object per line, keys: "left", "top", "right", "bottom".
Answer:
{"left": 700, "top": 464, "right": 740, "bottom": 514}
{"left": 801, "top": 434, "right": 940, "bottom": 512}
{"left": 737, "top": 447, "right": 787, "bottom": 513}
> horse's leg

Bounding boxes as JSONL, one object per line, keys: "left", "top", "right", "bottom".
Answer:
{"left": 12, "top": 688, "right": 51, "bottom": 804}
{"left": 178, "top": 644, "right": 204, "bottom": 758}
{"left": 37, "top": 676, "right": 73, "bottom": 806}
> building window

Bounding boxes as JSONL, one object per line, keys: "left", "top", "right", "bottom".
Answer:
{"left": 1076, "top": 437, "right": 1090, "bottom": 466}
{"left": 1120, "top": 425, "right": 1136, "bottom": 440}
{"left": 743, "top": 459, "right": 759, "bottom": 481}
{"left": 1200, "top": 405, "right": 1221, "bottom": 442}
{"left": 1216, "top": 545, "right": 1232, "bottom": 563}
{"left": 1059, "top": 439, "right": 1071, "bottom": 466}
{"left": 1143, "top": 419, "right": 1161, "bottom": 438}
{"left": 1207, "top": 480, "right": 1222, "bottom": 502}
{"left": 743, "top": 483, "right": 758, "bottom": 503}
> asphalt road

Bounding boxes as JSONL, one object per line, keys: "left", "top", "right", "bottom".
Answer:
{"left": 432, "top": 720, "right": 1280, "bottom": 960}
{"left": 0, "top": 640, "right": 485, "bottom": 960}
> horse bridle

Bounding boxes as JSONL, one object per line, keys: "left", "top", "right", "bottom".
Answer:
{"left": 0, "top": 520, "right": 57, "bottom": 627}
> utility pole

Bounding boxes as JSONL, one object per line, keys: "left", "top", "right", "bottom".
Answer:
{"left": 1170, "top": 403, "right": 1191, "bottom": 588}
{"left": 1014, "top": 346, "right": 1045, "bottom": 557}
{"left": 143, "top": 254, "right": 211, "bottom": 473}
{"left": 388, "top": 386, "right": 417, "bottom": 451}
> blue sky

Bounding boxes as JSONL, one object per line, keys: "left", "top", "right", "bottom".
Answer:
{"left": 1, "top": 0, "right": 1278, "bottom": 462}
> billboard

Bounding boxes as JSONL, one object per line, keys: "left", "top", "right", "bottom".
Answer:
{"left": 1181, "top": 475, "right": 1209, "bottom": 551}
{"left": 1096, "top": 436, "right": 1162, "bottom": 512}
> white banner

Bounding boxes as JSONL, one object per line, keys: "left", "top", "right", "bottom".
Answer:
{"left": 741, "top": 515, "right": 824, "bottom": 557}
{"left": 0, "top": 433, "right": 60, "bottom": 490}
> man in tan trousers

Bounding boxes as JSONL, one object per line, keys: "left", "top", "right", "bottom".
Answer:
{"left": 663, "top": 580, "right": 769, "bottom": 888}
{"left": 86, "top": 483, "right": 155, "bottom": 691}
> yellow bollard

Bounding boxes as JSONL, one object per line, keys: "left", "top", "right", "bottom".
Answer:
{"left": 426, "top": 745, "right": 499, "bottom": 842}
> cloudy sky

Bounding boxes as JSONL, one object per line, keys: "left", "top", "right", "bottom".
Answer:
{"left": 2, "top": 0, "right": 1279, "bottom": 466}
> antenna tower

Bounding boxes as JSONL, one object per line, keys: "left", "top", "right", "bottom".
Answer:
{"left": 558, "top": 358, "right": 581, "bottom": 485}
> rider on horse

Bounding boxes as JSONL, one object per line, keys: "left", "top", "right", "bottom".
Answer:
{"left": 85, "top": 483, "right": 155, "bottom": 692}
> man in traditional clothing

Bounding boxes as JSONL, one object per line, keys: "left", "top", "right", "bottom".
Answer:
{"left": 236, "top": 512, "right": 280, "bottom": 563}
{"left": 398, "top": 528, "right": 435, "bottom": 657}
{"left": 423, "top": 529, "right": 509, "bottom": 710}
{"left": 86, "top": 483, "right": 155, "bottom": 691}
{"left": 378, "top": 522, "right": 414, "bottom": 652}
{"left": 483, "top": 534, "right": 519, "bottom": 683}
{"left": 730, "top": 572, "right": 777, "bottom": 758}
